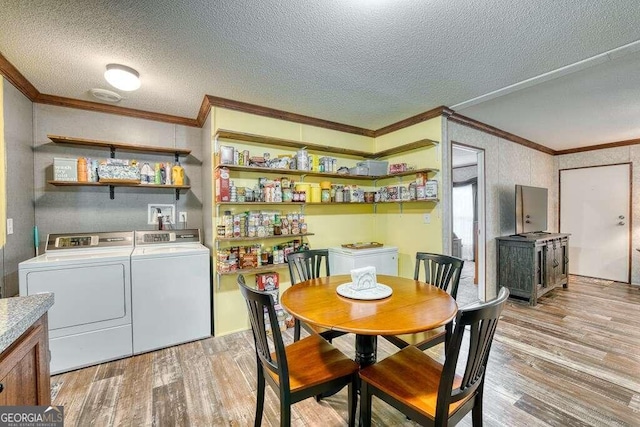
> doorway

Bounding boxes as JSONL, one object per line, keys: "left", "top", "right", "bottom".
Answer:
{"left": 560, "top": 163, "right": 631, "bottom": 282}
{"left": 451, "top": 144, "right": 486, "bottom": 303}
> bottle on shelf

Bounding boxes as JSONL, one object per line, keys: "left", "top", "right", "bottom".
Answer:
{"left": 77, "top": 157, "right": 87, "bottom": 182}
{"left": 172, "top": 162, "right": 184, "bottom": 186}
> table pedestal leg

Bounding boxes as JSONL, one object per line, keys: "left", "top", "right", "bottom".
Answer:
{"left": 355, "top": 334, "right": 377, "bottom": 367}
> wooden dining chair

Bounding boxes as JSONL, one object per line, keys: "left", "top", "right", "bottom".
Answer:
{"left": 360, "top": 287, "right": 509, "bottom": 427}
{"left": 237, "top": 274, "right": 359, "bottom": 427}
{"left": 287, "top": 249, "right": 347, "bottom": 343}
{"left": 382, "top": 252, "right": 464, "bottom": 351}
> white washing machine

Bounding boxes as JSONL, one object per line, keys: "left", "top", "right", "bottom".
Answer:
{"left": 19, "top": 231, "right": 134, "bottom": 374}
{"left": 131, "top": 229, "right": 211, "bottom": 354}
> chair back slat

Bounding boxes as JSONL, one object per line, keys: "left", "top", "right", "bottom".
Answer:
{"left": 414, "top": 252, "right": 464, "bottom": 298}
{"left": 287, "top": 249, "right": 330, "bottom": 284}
{"left": 435, "top": 288, "right": 509, "bottom": 422}
{"left": 237, "top": 275, "right": 290, "bottom": 390}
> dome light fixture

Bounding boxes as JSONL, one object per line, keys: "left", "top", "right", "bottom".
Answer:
{"left": 104, "top": 63, "right": 141, "bottom": 91}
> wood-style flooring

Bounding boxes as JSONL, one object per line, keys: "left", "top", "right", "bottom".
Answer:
{"left": 51, "top": 276, "right": 640, "bottom": 426}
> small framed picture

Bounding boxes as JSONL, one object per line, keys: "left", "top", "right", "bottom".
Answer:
{"left": 425, "top": 180, "right": 438, "bottom": 199}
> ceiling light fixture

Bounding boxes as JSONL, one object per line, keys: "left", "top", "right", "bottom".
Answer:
{"left": 104, "top": 63, "right": 141, "bottom": 91}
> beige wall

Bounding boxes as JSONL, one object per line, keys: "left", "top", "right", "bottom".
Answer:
{"left": 210, "top": 108, "right": 444, "bottom": 335}
{"left": 556, "top": 147, "right": 640, "bottom": 285}
{"left": 447, "top": 121, "right": 557, "bottom": 298}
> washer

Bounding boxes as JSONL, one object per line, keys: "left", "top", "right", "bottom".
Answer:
{"left": 19, "top": 231, "right": 134, "bottom": 374}
{"left": 131, "top": 229, "right": 211, "bottom": 354}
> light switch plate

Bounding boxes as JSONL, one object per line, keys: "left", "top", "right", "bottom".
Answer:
{"left": 423, "top": 213, "right": 431, "bottom": 224}
{"left": 6, "top": 218, "right": 13, "bottom": 235}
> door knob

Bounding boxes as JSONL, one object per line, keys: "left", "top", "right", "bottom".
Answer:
{"left": 618, "top": 221, "right": 625, "bottom": 226}
{"left": 619, "top": 215, "right": 625, "bottom": 219}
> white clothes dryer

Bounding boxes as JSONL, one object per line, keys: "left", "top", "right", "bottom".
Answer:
{"left": 131, "top": 229, "right": 211, "bottom": 354}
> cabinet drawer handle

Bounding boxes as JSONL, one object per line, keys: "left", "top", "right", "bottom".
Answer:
{"left": 0, "top": 383, "right": 4, "bottom": 393}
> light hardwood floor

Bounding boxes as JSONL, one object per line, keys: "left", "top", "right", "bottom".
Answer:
{"left": 51, "top": 276, "right": 640, "bottom": 426}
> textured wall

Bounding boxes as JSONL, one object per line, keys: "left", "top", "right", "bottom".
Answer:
{"left": 448, "top": 121, "right": 557, "bottom": 298}
{"left": 2, "top": 79, "right": 35, "bottom": 297}
{"left": 557, "top": 147, "right": 640, "bottom": 284}
{"left": 33, "top": 104, "right": 204, "bottom": 246}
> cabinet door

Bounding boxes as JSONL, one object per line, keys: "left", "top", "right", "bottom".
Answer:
{"left": 0, "top": 315, "right": 51, "bottom": 406}
{"left": 544, "top": 240, "right": 554, "bottom": 287}
{"left": 558, "top": 237, "right": 569, "bottom": 282}
{"left": 534, "top": 244, "right": 545, "bottom": 289}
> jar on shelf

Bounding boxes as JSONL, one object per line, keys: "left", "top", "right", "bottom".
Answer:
{"left": 321, "top": 189, "right": 331, "bottom": 203}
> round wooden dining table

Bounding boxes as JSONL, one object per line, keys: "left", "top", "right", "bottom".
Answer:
{"left": 281, "top": 274, "right": 458, "bottom": 367}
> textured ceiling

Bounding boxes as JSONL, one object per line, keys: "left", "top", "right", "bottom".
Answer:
{"left": 1, "top": 1, "right": 640, "bottom": 150}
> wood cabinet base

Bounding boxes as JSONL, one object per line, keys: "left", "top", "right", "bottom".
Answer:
{"left": 0, "top": 314, "right": 51, "bottom": 406}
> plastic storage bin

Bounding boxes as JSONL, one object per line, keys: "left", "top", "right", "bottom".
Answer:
{"left": 356, "top": 160, "right": 389, "bottom": 176}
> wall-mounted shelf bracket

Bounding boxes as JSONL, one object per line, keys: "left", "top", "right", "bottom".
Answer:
{"left": 109, "top": 185, "right": 115, "bottom": 199}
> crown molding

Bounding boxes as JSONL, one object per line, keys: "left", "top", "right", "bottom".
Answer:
{"left": 206, "top": 95, "right": 375, "bottom": 137}
{"left": 374, "top": 106, "right": 450, "bottom": 137}
{"left": 448, "top": 112, "right": 555, "bottom": 155}
{"left": 0, "top": 52, "right": 39, "bottom": 100}
{"left": 35, "top": 93, "right": 199, "bottom": 127}
{"left": 555, "top": 137, "right": 640, "bottom": 155}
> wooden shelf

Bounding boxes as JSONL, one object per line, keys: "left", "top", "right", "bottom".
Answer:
{"left": 214, "top": 165, "right": 438, "bottom": 180}
{"left": 48, "top": 180, "right": 190, "bottom": 190}
{"left": 375, "top": 167, "right": 440, "bottom": 179}
{"left": 372, "top": 140, "right": 438, "bottom": 158}
{"left": 48, "top": 180, "right": 191, "bottom": 200}
{"left": 48, "top": 135, "right": 191, "bottom": 157}
{"left": 216, "top": 200, "right": 437, "bottom": 206}
{"left": 217, "top": 264, "right": 289, "bottom": 276}
{"left": 216, "top": 233, "right": 314, "bottom": 242}
{"left": 215, "top": 129, "right": 438, "bottom": 159}
{"left": 217, "top": 201, "right": 305, "bottom": 206}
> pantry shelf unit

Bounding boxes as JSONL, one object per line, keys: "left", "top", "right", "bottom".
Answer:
{"left": 214, "top": 129, "right": 438, "bottom": 158}
{"left": 216, "top": 233, "right": 315, "bottom": 243}
{"left": 47, "top": 134, "right": 191, "bottom": 200}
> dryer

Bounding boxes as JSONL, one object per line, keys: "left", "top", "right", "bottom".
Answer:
{"left": 19, "top": 231, "right": 134, "bottom": 374}
{"left": 131, "top": 229, "right": 211, "bottom": 354}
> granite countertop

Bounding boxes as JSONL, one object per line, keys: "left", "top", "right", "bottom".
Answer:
{"left": 0, "top": 293, "right": 54, "bottom": 353}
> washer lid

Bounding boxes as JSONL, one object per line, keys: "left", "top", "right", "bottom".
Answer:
{"left": 19, "top": 247, "right": 134, "bottom": 268}
{"left": 131, "top": 243, "right": 209, "bottom": 258}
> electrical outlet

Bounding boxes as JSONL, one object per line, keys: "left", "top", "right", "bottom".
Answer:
{"left": 6, "top": 218, "right": 13, "bottom": 235}
{"left": 423, "top": 213, "right": 431, "bottom": 224}
{"left": 148, "top": 204, "right": 175, "bottom": 225}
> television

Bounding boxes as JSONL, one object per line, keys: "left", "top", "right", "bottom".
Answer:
{"left": 515, "top": 185, "right": 548, "bottom": 234}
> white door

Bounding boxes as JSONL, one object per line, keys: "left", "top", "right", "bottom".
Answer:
{"left": 560, "top": 164, "right": 630, "bottom": 282}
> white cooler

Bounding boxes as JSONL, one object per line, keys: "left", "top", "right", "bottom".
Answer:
{"left": 328, "top": 246, "right": 398, "bottom": 276}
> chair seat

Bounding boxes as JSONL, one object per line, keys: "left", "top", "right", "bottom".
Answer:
{"left": 359, "top": 346, "right": 472, "bottom": 420}
{"left": 382, "top": 326, "right": 446, "bottom": 350}
{"left": 269, "top": 334, "right": 359, "bottom": 393}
